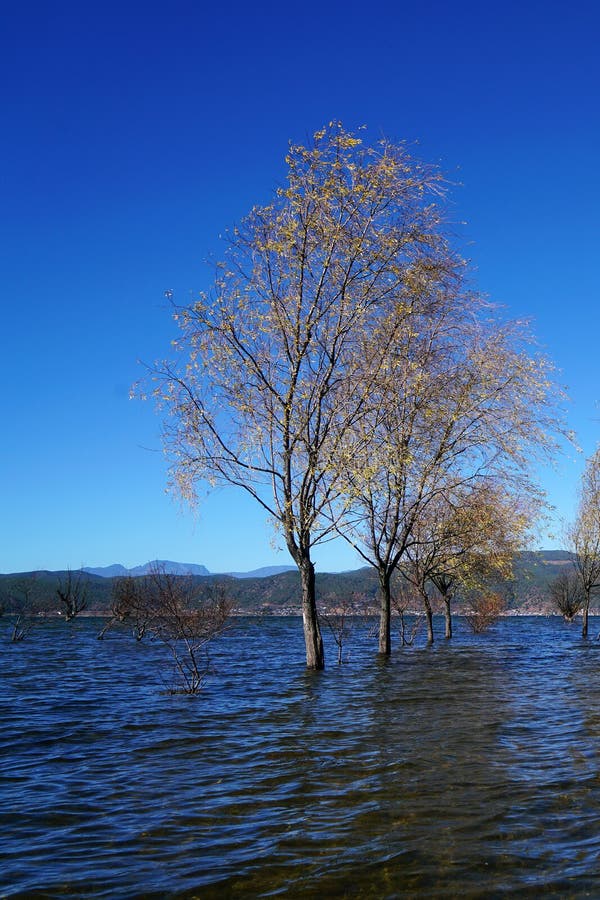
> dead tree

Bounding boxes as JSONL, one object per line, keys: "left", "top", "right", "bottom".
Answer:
{"left": 132, "top": 566, "right": 231, "bottom": 693}
{"left": 98, "top": 576, "right": 147, "bottom": 639}
{"left": 391, "top": 583, "right": 422, "bottom": 647}
{"left": 549, "top": 569, "right": 583, "bottom": 623}
{"left": 56, "top": 568, "right": 88, "bottom": 620}
{"left": 7, "top": 579, "right": 49, "bottom": 641}
{"left": 319, "top": 594, "right": 358, "bottom": 664}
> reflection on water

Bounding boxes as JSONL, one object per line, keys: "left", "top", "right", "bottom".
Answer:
{"left": 2, "top": 616, "right": 600, "bottom": 897}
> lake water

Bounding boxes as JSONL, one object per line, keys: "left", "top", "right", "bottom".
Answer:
{"left": 2, "top": 615, "right": 600, "bottom": 898}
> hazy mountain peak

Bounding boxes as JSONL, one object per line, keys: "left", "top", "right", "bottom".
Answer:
{"left": 83, "top": 560, "right": 210, "bottom": 578}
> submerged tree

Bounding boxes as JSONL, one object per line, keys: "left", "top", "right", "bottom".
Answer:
{"left": 464, "top": 591, "right": 505, "bottom": 633}
{"left": 319, "top": 593, "right": 359, "bottom": 664}
{"left": 391, "top": 581, "right": 422, "bottom": 647}
{"left": 110, "top": 567, "right": 231, "bottom": 692}
{"left": 56, "top": 568, "right": 88, "bottom": 621}
{"left": 403, "top": 481, "right": 529, "bottom": 643}
{"left": 149, "top": 122, "right": 568, "bottom": 666}
{"left": 568, "top": 449, "right": 600, "bottom": 638}
{"left": 150, "top": 123, "right": 449, "bottom": 669}
{"left": 7, "top": 578, "right": 48, "bottom": 642}
{"left": 98, "top": 576, "right": 144, "bottom": 639}
{"left": 144, "top": 567, "right": 231, "bottom": 694}
{"left": 549, "top": 568, "right": 583, "bottom": 623}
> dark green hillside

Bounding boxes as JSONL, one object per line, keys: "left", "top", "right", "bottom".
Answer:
{"left": 0, "top": 551, "right": 585, "bottom": 617}
{"left": 223, "top": 567, "right": 380, "bottom": 613}
{"left": 0, "top": 567, "right": 381, "bottom": 616}
{"left": 0, "top": 570, "right": 112, "bottom": 614}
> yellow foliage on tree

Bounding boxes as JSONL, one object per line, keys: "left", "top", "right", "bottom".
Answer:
{"left": 329, "top": 273, "right": 568, "bottom": 654}
{"left": 150, "top": 123, "right": 450, "bottom": 669}
{"left": 568, "top": 448, "right": 600, "bottom": 638}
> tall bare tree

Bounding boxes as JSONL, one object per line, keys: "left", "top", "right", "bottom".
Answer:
{"left": 150, "top": 123, "right": 449, "bottom": 669}
{"left": 568, "top": 449, "right": 600, "bottom": 637}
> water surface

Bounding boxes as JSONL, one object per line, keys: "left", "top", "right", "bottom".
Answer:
{"left": 2, "top": 616, "right": 600, "bottom": 897}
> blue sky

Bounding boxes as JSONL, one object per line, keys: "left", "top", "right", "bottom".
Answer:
{"left": 1, "top": 1, "right": 598, "bottom": 574}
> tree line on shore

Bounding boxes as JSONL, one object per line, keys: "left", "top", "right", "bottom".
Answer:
{"left": 2, "top": 546, "right": 598, "bottom": 655}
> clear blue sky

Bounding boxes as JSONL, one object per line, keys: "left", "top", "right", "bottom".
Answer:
{"left": 1, "top": 1, "right": 598, "bottom": 574}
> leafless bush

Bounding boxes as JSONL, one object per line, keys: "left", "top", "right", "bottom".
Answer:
{"left": 56, "top": 568, "right": 88, "bottom": 620}
{"left": 99, "top": 576, "right": 151, "bottom": 640}
{"left": 392, "top": 583, "right": 422, "bottom": 647}
{"left": 7, "top": 579, "right": 49, "bottom": 641}
{"left": 111, "top": 566, "right": 231, "bottom": 693}
{"left": 549, "top": 569, "right": 584, "bottom": 623}
{"left": 319, "top": 594, "right": 358, "bottom": 664}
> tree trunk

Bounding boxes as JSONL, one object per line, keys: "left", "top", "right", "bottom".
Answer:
{"left": 442, "top": 594, "right": 452, "bottom": 639}
{"left": 422, "top": 592, "right": 434, "bottom": 646}
{"left": 97, "top": 617, "right": 115, "bottom": 640}
{"left": 299, "top": 557, "right": 324, "bottom": 669}
{"left": 582, "top": 591, "right": 590, "bottom": 639}
{"left": 378, "top": 567, "right": 392, "bottom": 656}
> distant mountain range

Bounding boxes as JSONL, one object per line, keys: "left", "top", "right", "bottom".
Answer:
{"left": 83, "top": 560, "right": 296, "bottom": 579}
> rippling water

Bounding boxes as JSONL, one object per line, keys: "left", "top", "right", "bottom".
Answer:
{"left": 2, "top": 615, "right": 600, "bottom": 898}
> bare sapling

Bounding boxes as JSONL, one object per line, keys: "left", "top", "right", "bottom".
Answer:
{"left": 56, "top": 568, "right": 88, "bottom": 621}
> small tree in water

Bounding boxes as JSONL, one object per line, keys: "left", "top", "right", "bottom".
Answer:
{"left": 464, "top": 591, "right": 505, "bottom": 634}
{"left": 567, "top": 448, "right": 600, "bottom": 638}
{"left": 100, "top": 576, "right": 153, "bottom": 640}
{"left": 391, "top": 582, "right": 422, "bottom": 647}
{"left": 549, "top": 568, "right": 583, "bottom": 623}
{"left": 111, "top": 566, "right": 231, "bottom": 693}
{"left": 8, "top": 579, "right": 49, "bottom": 642}
{"left": 56, "top": 568, "right": 88, "bottom": 621}
{"left": 319, "top": 594, "right": 359, "bottom": 664}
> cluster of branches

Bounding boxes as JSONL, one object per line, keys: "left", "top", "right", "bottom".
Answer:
{"left": 56, "top": 568, "right": 88, "bottom": 620}
{"left": 4, "top": 578, "right": 48, "bottom": 642}
{"left": 150, "top": 122, "right": 569, "bottom": 668}
{"left": 104, "top": 566, "right": 231, "bottom": 693}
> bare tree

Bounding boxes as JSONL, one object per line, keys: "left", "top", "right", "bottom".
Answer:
{"left": 10, "top": 584, "right": 37, "bottom": 642}
{"left": 568, "top": 449, "right": 600, "bottom": 638}
{"left": 110, "top": 566, "right": 231, "bottom": 693}
{"left": 56, "top": 568, "right": 88, "bottom": 621}
{"left": 97, "top": 575, "right": 153, "bottom": 640}
{"left": 391, "top": 581, "right": 422, "bottom": 647}
{"left": 7, "top": 577, "right": 49, "bottom": 641}
{"left": 145, "top": 567, "right": 231, "bottom": 694}
{"left": 549, "top": 568, "right": 583, "bottom": 623}
{"left": 319, "top": 594, "right": 359, "bottom": 664}
{"left": 150, "top": 123, "right": 448, "bottom": 669}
